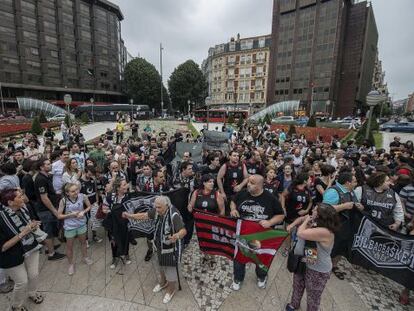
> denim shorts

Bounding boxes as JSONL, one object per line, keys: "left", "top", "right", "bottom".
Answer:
{"left": 37, "top": 210, "right": 58, "bottom": 238}
{"left": 64, "top": 225, "right": 87, "bottom": 239}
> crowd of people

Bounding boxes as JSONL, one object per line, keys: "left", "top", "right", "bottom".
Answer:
{"left": 0, "top": 117, "right": 413, "bottom": 310}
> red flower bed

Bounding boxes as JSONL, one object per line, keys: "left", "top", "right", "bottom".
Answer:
{"left": 269, "top": 125, "right": 350, "bottom": 143}
{"left": 0, "top": 122, "right": 60, "bottom": 137}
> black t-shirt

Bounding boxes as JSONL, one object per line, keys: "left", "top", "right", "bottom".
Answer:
{"left": 233, "top": 189, "right": 284, "bottom": 221}
{"left": 21, "top": 173, "right": 36, "bottom": 201}
{"left": 106, "top": 130, "right": 114, "bottom": 141}
{"left": 34, "top": 172, "right": 58, "bottom": 212}
{"left": 80, "top": 178, "right": 97, "bottom": 205}
{"left": 285, "top": 187, "right": 311, "bottom": 223}
{"left": 314, "top": 177, "right": 328, "bottom": 203}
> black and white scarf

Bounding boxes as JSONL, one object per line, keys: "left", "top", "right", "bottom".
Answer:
{"left": 0, "top": 204, "right": 41, "bottom": 257}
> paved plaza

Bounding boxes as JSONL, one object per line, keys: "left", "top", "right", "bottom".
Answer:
{"left": 0, "top": 234, "right": 410, "bottom": 311}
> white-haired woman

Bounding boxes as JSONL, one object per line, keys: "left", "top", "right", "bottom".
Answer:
{"left": 122, "top": 196, "right": 186, "bottom": 304}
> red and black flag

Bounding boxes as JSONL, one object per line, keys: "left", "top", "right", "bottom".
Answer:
{"left": 194, "top": 210, "right": 288, "bottom": 270}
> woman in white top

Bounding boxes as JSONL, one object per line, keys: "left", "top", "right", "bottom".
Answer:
{"left": 61, "top": 158, "right": 81, "bottom": 190}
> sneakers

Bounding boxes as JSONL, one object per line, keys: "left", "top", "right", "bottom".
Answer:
{"left": 48, "top": 252, "right": 66, "bottom": 261}
{"left": 68, "top": 264, "right": 75, "bottom": 276}
{"left": 144, "top": 249, "right": 153, "bottom": 262}
{"left": 152, "top": 282, "right": 168, "bottom": 293}
{"left": 285, "top": 303, "right": 296, "bottom": 311}
{"left": 45, "top": 244, "right": 61, "bottom": 255}
{"left": 124, "top": 255, "right": 132, "bottom": 265}
{"left": 0, "top": 278, "right": 14, "bottom": 293}
{"left": 84, "top": 257, "right": 93, "bottom": 265}
{"left": 257, "top": 277, "right": 267, "bottom": 289}
{"left": 110, "top": 258, "right": 119, "bottom": 269}
{"left": 231, "top": 281, "right": 241, "bottom": 291}
{"left": 163, "top": 291, "right": 176, "bottom": 304}
{"left": 92, "top": 236, "right": 103, "bottom": 243}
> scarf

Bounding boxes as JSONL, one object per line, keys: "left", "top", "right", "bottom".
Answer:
{"left": 0, "top": 204, "right": 41, "bottom": 257}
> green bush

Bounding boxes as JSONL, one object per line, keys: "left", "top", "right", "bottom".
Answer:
{"left": 307, "top": 114, "right": 317, "bottom": 127}
{"left": 227, "top": 114, "right": 235, "bottom": 124}
{"left": 64, "top": 114, "right": 71, "bottom": 127}
{"left": 81, "top": 112, "right": 89, "bottom": 124}
{"left": 39, "top": 112, "right": 48, "bottom": 123}
{"left": 288, "top": 124, "right": 296, "bottom": 137}
{"left": 237, "top": 116, "right": 244, "bottom": 129}
{"left": 31, "top": 117, "right": 43, "bottom": 135}
{"left": 263, "top": 114, "right": 272, "bottom": 125}
{"left": 355, "top": 120, "right": 375, "bottom": 146}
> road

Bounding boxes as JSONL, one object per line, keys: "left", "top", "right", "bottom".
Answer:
{"left": 381, "top": 131, "right": 413, "bottom": 152}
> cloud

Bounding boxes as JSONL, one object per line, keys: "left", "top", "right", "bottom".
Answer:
{"left": 112, "top": 0, "right": 413, "bottom": 99}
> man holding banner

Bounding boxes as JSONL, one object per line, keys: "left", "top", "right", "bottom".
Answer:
{"left": 229, "top": 175, "right": 285, "bottom": 290}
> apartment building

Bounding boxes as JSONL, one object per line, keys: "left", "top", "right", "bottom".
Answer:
{"left": 202, "top": 34, "right": 271, "bottom": 111}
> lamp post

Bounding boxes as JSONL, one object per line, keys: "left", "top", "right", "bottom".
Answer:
{"left": 205, "top": 96, "right": 211, "bottom": 130}
{"left": 365, "top": 90, "right": 384, "bottom": 139}
{"left": 187, "top": 99, "right": 191, "bottom": 120}
{"left": 64, "top": 94, "right": 72, "bottom": 127}
{"left": 130, "top": 98, "right": 134, "bottom": 121}
{"left": 90, "top": 97, "right": 94, "bottom": 123}
{"left": 0, "top": 82, "right": 5, "bottom": 116}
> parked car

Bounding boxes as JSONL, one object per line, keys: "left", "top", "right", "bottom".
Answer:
{"left": 380, "top": 122, "right": 414, "bottom": 133}
{"left": 296, "top": 116, "right": 309, "bottom": 126}
{"left": 48, "top": 113, "right": 66, "bottom": 121}
{"left": 272, "top": 116, "right": 295, "bottom": 123}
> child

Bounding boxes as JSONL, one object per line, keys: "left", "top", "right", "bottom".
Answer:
{"left": 58, "top": 183, "right": 93, "bottom": 275}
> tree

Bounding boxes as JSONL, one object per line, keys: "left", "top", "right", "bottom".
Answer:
{"left": 124, "top": 57, "right": 169, "bottom": 111}
{"left": 168, "top": 60, "right": 208, "bottom": 112}
{"left": 64, "top": 114, "right": 71, "bottom": 127}
{"left": 227, "top": 114, "right": 235, "bottom": 124}
{"left": 39, "top": 112, "right": 48, "bottom": 123}
{"left": 355, "top": 120, "right": 375, "bottom": 146}
{"left": 31, "top": 117, "right": 43, "bottom": 135}
{"left": 307, "top": 114, "right": 317, "bottom": 127}
{"left": 237, "top": 116, "right": 244, "bottom": 129}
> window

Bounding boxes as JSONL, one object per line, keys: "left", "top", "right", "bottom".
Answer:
{"left": 43, "top": 21, "right": 56, "bottom": 31}
{"left": 0, "top": 26, "right": 15, "bottom": 38}
{"left": 259, "top": 37, "right": 266, "bottom": 48}
{"left": 81, "top": 30, "right": 91, "bottom": 39}
{"left": 99, "top": 59, "right": 109, "bottom": 66}
{"left": 66, "top": 67, "right": 77, "bottom": 74}
{"left": 50, "top": 50, "right": 58, "bottom": 58}
{"left": 229, "top": 42, "right": 235, "bottom": 52}
{"left": 80, "top": 3, "right": 90, "bottom": 15}
{"left": 21, "top": 1, "right": 36, "bottom": 11}
{"left": 23, "top": 31, "right": 37, "bottom": 41}
{"left": 240, "top": 39, "right": 253, "bottom": 50}
{"left": 26, "top": 60, "right": 40, "bottom": 69}
{"left": 45, "top": 35, "right": 57, "bottom": 44}
{"left": 2, "top": 57, "right": 19, "bottom": 65}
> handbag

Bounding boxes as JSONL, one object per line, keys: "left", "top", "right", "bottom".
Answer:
{"left": 287, "top": 238, "right": 306, "bottom": 274}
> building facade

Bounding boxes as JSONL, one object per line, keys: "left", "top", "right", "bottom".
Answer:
{"left": 267, "top": 0, "right": 378, "bottom": 117}
{"left": 0, "top": 0, "right": 126, "bottom": 106}
{"left": 202, "top": 34, "right": 271, "bottom": 112}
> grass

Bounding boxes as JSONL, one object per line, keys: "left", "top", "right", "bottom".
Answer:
{"left": 373, "top": 131, "right": 383, "bottom": 149}
{"left": 187, "top": 122, "right": 200, "bottom": 138}
{"left": 340, "top": 130, "right": 357, "bottom": 144}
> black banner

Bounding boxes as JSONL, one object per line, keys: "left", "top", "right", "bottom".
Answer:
{"left": 349, "top": 211, "right": 414, "bottom": 289}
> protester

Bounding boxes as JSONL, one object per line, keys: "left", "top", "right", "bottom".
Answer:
{"left": 0, "top": 188, "right": 44, "bottom": 310}
{"left": 57, "top": 183, "right": 93, "bottom": 275}
{"left": 286, "top": 203, "right": 339, "bottom": 311}
{"left": 122, "top": 196, "right": 187, "bottom": 304}
{"left": 230, "top": 175, "right": 285, "bottom": 290}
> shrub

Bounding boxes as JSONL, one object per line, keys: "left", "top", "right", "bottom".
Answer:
{"left": 237, "top": 116, "right": 244, "bottom": 129}
{"left": 64, "top": 114, "right": 71, "bottom": 127}
{"left": 39, "top": 112, "right": 48, "bottom": 123}
{"left": 307, "top": 114, "right": 317, "bottom": 127}
{"left": 227, "top": 114, "right": 235, "bottom": 124}
{"left": 31, "top": 117, "right": 43, "bottom": 135}
{"left": 263, "top": 114, "right": 272, "bottom": 125}
{"left": 355, "top": 120, "right": 375, "bottom": 146}
{"left": 81, "top": 112, "right": 89, "bottom": 124}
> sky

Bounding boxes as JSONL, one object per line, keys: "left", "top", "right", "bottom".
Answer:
{"left": 112, "top": 0, "right": 413, "bottom": 100}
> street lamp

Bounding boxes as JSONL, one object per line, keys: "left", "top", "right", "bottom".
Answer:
{"left": 64, "top": 94, "right": 72, "bottom": 127}
{"left": 130, "top": 98, "right": 134, "bottom": 121}
{"left": 90, "top": 97, "right": 94, "bottom": 123}
{"left": 365, "top": 90, "right": 385, "bottom": 139}
{"left": 187, "top": 99, "right": 191, "bottom": 120}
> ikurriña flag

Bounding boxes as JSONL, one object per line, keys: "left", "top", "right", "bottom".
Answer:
{"left": 194, "top": 210, "right": 288, "bottom": 270}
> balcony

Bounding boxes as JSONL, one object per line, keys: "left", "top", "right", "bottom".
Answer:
{"left": 257, "top": 58, "right": 265, "bottom": 64}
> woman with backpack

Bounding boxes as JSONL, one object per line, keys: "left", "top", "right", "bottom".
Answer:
{"left": 57, "top": 182, "right": 93, "bottom": 275}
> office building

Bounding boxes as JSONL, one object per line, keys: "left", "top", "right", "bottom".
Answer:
{"left": 267, "top": 0, "right": 378, "bottom": 117}
{"left": 0, "top": 0, "right": 127, "bottom": 107}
